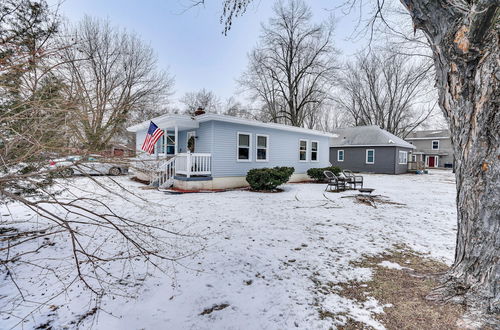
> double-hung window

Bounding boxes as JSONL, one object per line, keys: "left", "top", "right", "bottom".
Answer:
{"left": 398, "top": 151, "right": 408, "bottom": 164}
{"left": 432, "top": 140, "right": 439, "bottom": 150}
{"left": 337, "top": 150, "right": 344, "bottom": 162}
{"left": 237, "top": 132, "right": 251, "bottom": 161}
{"left": 256, "top": 135, "right": 269, "bottom": 162}
{"left": 310, "top": 141, "right": 319, "bottom": 162}
{"left": 366, "top": 149, "right": 375, "bottom": 164}
{"left": 299, "top": 140, "right": 308, "bottom": 161}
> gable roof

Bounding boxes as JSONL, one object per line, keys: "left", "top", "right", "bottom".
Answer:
{"left": 330, "top": 125, "right": 415, "bottom": 149}
{"left": 405, "top": 129, "right": 450, "bottom": 140}
{"left": 127, "top": 113, "right": 337, "bottom": 137}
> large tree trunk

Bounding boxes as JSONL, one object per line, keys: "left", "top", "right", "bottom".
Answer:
{"left": 401, "top": 0, "right": 499, "bottom": 321}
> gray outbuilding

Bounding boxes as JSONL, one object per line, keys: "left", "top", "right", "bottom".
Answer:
{"left": 329, "top": 126, "right": 415, "bottom": 174}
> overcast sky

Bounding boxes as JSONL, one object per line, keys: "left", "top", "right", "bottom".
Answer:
{"left": 49, "top": 0, "right": 374, "bottom": 106}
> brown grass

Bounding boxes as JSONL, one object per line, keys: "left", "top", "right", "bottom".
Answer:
{"left": 343, "top": 246, "right": 465, "bottom": 329}
{"left": 199, "top": 303, "right": 230, "bottom": 316}
{"left": 313, "top": 246, "right": 468, "bottom": 329}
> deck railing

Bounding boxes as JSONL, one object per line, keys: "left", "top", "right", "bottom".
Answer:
{"left": 408, "top": 160, "right": 425, "bottom": 171}
{"left": 175, "top": 153, "right": 212, "bottom": 177}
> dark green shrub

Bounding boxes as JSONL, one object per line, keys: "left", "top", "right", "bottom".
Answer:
{"left": 246, "top": 166, "right": 295, "bottom": 191}
{"left": 307, "top": 166, "right": 342, "bottom": 182}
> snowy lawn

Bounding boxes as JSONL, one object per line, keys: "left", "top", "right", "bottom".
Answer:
{"left": 0, "top": 170, "right": 457, "bottom": 329}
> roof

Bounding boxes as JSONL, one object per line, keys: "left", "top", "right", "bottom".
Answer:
{"left": 405, "top": 129, "right": 450, "bottom": 140}
{"left": 329, "top": 125, "right": 415, "bottom": 149}
{"left": 127, "top": 113, "right": 337, "bottom": 138}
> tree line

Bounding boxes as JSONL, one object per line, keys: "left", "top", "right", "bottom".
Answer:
{"left": 1, "top": 0, "right": 440, "bottom": 173}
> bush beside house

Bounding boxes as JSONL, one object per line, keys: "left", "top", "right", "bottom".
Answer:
{"left": 246, "top": 167, "right": 295, "bottom": 191}
{"left": 307, "top": 166, "right": 342, "bottom": 182}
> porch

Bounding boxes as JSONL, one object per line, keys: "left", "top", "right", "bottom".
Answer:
{"left": 154, "top": 152, "right": 212, "bottom": 188}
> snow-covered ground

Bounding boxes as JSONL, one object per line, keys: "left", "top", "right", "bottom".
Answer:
{"left": 0, "top": 170, "right": 457, "bottom": 329}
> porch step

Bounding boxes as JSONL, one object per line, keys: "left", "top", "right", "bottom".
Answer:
{"left": 159, "top": 179, "right": 174, "bottom": 189}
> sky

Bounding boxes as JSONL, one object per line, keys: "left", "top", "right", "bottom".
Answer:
{"left": 48, "top": 0, "right": 374, "bottom": 107}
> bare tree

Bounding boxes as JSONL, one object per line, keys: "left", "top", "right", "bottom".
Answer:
{"left": 180, "top": 88, "right": 221, "bottom": 115}
{"left": 239, "top": 0, "right": 338, "bottom": 127}
{"left": 60, "top": 16, "right": 174, "bottom": 151}
{"left": 217, "top": 0, "right": 500, "bottom": 323}
{"left": 0, "top": 3, "right": 195, "bottom": 326}
{"left": 310, "top": 101, "right": 349, "bottom": 133}
{"left": 222, "top": 96, "right": 255, "bottom": 119}
{"left": 336, "top": 50, "right": 436, "bottom": 137}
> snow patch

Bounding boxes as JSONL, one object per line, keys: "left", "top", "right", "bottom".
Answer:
{"left": 377, "top": 260, "right": 411, "bottom": 270}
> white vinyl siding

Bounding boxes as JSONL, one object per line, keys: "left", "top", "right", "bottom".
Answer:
{"left": 237, "top": 132, "right": 251, "bottom": 161}
{"left": 337, "top": 150, "right": 344, "bottom": 162}
{"left": 299, "top": 139, "right": 308, "bottom": 162}
{"left": 256, "top": 134, "right": 269, "bottom": 162}
{"left": 310, "top": 141, "right": 319, "bottom": 162}
{"left": 366, "top": 149, "right": 375, "bottom": 164}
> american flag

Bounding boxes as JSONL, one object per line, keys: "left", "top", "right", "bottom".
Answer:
{"left": 141, "top": 121, "right": 164, "bottom": 154}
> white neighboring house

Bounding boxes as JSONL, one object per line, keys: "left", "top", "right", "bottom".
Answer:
{"left": 127, "top": 112, "right": 334, "bottom": 190}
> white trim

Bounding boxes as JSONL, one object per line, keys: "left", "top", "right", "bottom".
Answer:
{"left": 432, "top": 140, "right": 440, "bottom": 150}
{"left": 174, "top": 125, "right": 178, "bottom": 155}
{"left": 398, "top": 150, "right": 408, "bottom": 164}
{"left": 198, "top": 114, "right": 336, "bottom": 137}
{"left": 127, "top": 114, "right": 199, "bottom": 132}
{"left": 310, "top": 140, "right": 319, "bottom": 162}
{"left": 255, "top": 134, "right": 269, "bottom": 162}
{"left": 237, "top": 131, "right": 252, "bottom": 162}
{"left": 299, "top": 139, "right": 308, "bottom": 162}
{"left": 331, "top": 143, "right": 416, "bottom": 149}
{"left": 337, "top": 149, "right": 344, "bottom": 162}
{"left": 425, "top": 155, "right": 439, "bottom": 168}
{"left": 366, "top": 149, "right": 375, "bottom": 164}
{"left": 406, "top": 137, "right": 449, "bottom": 140}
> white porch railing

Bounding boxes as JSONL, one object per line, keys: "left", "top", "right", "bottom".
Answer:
{"left": 175, "top": 153, "right": 212, "bottom": 178}
{"left": 156, "top": 157, "right": 176, "bottom": 188}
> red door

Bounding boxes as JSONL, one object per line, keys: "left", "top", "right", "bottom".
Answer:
{"left": 428, "top": 156, "right": 435, "bottom": 167}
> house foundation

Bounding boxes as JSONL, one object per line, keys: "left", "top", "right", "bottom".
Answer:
{"left": 172, "top": 173, "right": 311, "bottom": 190}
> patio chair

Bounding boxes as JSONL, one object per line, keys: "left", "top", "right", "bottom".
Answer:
{"left": 324, "top": 171, "right": 346, "bottom": 192}
{"left": 342, "top": 170, "right": 364, "bottom": 189}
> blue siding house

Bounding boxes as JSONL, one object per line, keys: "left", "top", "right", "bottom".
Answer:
{"left": 127, "top": 113, "right": 333, "bottom": 189}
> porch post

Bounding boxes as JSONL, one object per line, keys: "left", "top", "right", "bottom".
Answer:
{"left": 174, "top": 125, "right": 178, "bottom": 155}
{"left": 186, "top": 153, "right": 191, "bottom": 178}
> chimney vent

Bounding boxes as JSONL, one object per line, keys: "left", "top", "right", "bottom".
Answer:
{"left": 194, "top": 107, "right": 206, "bottom": 116}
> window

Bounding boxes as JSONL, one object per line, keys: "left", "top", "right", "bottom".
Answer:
{"left": 166, "top": 131, "right": 176, "bottom": 154}
{"left": 412, "top": 154, "right": 417, "bottom": 162}
{"left": 156, "top": 130, "right": 176, "bottom": 154}
{"left": 366, "top": 149, "right": 375, "bottom": 164}
{"left": 237, "top": 132, "right": 251, "bottom": 161}
{"left": 399, "top": 151, "right": 408, "bottom": 164}
{"left": 299, "top": 140, "right": 308, "bottom": 161}
{"left": 432, "top": 140, "right": 439, "bottom": 150}
{"left": 256, "top": 134, "right": 269, "bottom": 162}
{"left": 310, "top": 141, "right": 319, "bottom": 162}
{"left": 337, "top": 150, "right": 344, "bottom": 162}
